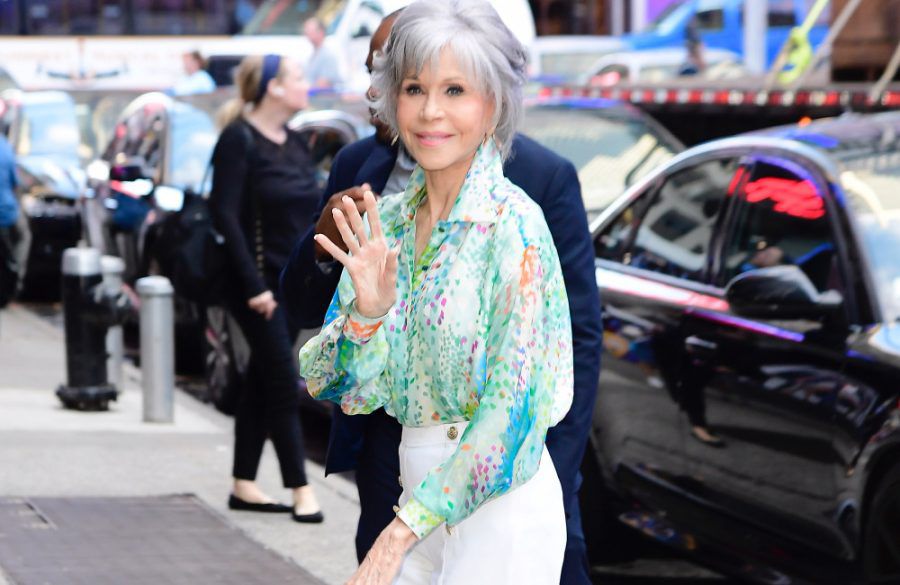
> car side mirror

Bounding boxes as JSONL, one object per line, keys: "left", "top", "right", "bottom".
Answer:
{"left": 109, "top": 157, "right": 148, "bottom": 182}
{"left": 725, "top": 265, "right": 843, "bottom": 319}
{"left": 352, "top": 24, "right": 372, "bottom": 38}
{"left": 154, "top": 185, "right": 185, "bottom": 212}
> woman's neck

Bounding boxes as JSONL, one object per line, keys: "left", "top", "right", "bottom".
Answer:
{"left": 244, "top": 103, "right": 291, "bottom": 142}
{"left": 420, "top": 155, "right": 475, "bottom": 224}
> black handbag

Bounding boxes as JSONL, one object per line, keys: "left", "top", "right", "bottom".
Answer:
{"left": 161, "top": 122, "right": 261, "bottom": 306}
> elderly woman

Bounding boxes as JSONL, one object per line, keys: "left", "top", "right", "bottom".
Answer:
{"left": 298, "top": 1, "right": 572, "bottom": 582}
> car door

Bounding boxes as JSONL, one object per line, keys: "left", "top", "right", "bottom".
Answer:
{"left": 677, "top": 154, "right": 853, "bottom": 563}
{"left": 592, "top": 155, "right": 740, "bottom": 514}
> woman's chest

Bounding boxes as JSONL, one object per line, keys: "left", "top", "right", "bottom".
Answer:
{"left": 386, "top": 222, "right": 496, "bottom": 356}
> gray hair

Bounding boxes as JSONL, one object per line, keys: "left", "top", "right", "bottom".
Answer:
{"left": 369, "top": 0, "right": 528, "bottom": 160}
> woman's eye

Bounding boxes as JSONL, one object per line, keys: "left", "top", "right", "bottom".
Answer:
{"left": 403, "top": 84, "right": 422, "bottom": 96}
{"left": 447, "top": 85, "right": 464, "bottom": 96}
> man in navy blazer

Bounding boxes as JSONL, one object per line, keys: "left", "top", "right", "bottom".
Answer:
{"left": 280, "top": 16, "right": 603, "bottom": 585}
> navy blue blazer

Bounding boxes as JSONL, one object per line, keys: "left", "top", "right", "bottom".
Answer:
{"left": 280, "top": 134, "right": 603, "bottom": 499}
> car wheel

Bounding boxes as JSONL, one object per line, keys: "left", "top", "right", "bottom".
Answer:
{"left": 580, "top": 440, "right": 641, "bottom": 564}
{"left": 204, "top": 306, "right": 243, "bottom": 416}
{"left": 863, "top": 465, "right": 900, "bottom": 583}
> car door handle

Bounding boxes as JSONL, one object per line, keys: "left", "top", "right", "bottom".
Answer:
{"left": 684, "top": 335, "right": 718, "bottom": 354}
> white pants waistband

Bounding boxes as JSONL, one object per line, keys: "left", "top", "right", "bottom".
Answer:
{"left": 400, "top": 421, "right": 469, "bottom": 447}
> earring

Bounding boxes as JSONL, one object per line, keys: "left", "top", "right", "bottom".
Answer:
{"left": 391, "top": 134, "right": 399, "bottom": 146}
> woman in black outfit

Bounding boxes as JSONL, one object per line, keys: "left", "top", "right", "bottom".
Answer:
{"left": 209, "top": 54, "right": 323, "bottom": 522}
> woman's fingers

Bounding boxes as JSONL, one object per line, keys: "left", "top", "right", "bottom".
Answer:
{"left": 314, "top": 234, "right": 351, "bottom": 266}
{"left": 365, "top": 191, "right": 384, "bottom": 240}
{"left": 332, "top": 208, "right": 361, "bottom": 255}
{"left": 342, "top": 196, "right": 368, "bottom": 247}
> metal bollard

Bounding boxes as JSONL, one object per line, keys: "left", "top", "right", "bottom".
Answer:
{"left": 101, "top": 256, "right": 125, "bottom": 391}
{"left": 56, "top": 248, "right": 118, "bottom": 411}
{"left": 136, "top": 276, "right": 174, "bottom": 423}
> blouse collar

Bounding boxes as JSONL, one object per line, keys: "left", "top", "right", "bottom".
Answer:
{"left": 397, "top": 139, "right": 505, "bottom": 227}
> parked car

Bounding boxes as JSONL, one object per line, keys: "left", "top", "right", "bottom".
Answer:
{"left": 625, "top": 0, "right": 829, "bottom": 67}
{"left": 529, "top": 35, "right": 626, "bottom": 84}
{"left": 579, "top": 47, "right": 748, "bottom": 87}
{"left": 83, "top": 90, "right": 373, "bottom": 398}
{"left": 0, "top": 89, "right": 84, "bottom": 300}
{"left": 522, "top": 97, "right": 684, "bottom": 221}
{"left": 584, "top": 111, "right": 900, "bottom": 584}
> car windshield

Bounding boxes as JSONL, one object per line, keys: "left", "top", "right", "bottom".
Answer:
{"left": 167, "top": 105, "right": 217, "bottom": 194}
{"left": 522, "top": 106, "right": 680, "bottom": 221}
{"left": 841, "top": 158, "right": 900, "bottom": 322}
{"left": 643, "top": 0, "right": 693, "bottom": 35}
{"left": 19, "top": 100, "right": 81, "bottom": 157}
{"left": 241, "top": 0, "right": 348, "bottom": 35}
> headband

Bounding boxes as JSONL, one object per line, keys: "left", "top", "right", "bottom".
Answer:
{"left": 256, "top": 54, "right": 282, "bottom": 102}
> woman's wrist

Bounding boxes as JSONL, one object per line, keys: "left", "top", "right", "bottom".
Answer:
{"left": 353, "top": 300, "right": 391, "bottom": 320}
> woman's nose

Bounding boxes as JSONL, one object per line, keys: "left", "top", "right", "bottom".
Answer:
{"left": 421, "top": 93, "right": 443, "bottom": 120}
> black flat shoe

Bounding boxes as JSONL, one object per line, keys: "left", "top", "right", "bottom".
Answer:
{"left": 228, "top": 494, "right": 292, "bottom": 513}
{"left": 292, "top": 510, "right": 324, "bottom": 524}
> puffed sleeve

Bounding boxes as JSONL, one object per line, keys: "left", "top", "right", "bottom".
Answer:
{"left": 397, "top": 213, "right": 574, "bottom": 539}
{"left": 298, "top": 265, "right": 393, "bottom": 415}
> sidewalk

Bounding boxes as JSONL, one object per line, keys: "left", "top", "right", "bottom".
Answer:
{"left": 0, "top": 304, "right": 360, "bottom": 584}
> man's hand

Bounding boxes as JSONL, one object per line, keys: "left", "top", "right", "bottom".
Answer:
{"left": 346, "top": 517, "right": 417, "bottom": 585}
{"left": 314, "top": 183, "right": 376, "bottom": 261}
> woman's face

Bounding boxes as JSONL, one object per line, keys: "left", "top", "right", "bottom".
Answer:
{"left": 396, "top": 48, "right": 495, "bottom": 182}
{"left": 272, "top": 60, "right": 309, "bottom": 112}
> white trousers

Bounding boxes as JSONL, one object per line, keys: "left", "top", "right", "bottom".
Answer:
{"left": 394, "top": 422, "right": 566, "bottom": 585}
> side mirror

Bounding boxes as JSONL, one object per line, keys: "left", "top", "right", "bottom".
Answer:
{"left": 109, "top": 157, "right": 148, "bottom": 182}
{"left": 725, "top": 265, "right": 842, "bottom": 319}
{"left": 352, "top": 24, "right": 372, "bottom": 38}
{"left": 153, "top": 185, "right": 185, "bottom": 212}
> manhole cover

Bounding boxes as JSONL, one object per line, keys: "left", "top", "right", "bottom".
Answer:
{"left": 0, "top": 495, "right": 325, "bottom": 585}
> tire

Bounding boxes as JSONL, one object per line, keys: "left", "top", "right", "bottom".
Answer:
{"left": 863, "top": 465, "right": 900, "bottom": 583}
{"left": 580, "top": 440, "right": 642, "bottom": 564}
{"left": 203, "top": 306, "right": 244, "bottom": 416}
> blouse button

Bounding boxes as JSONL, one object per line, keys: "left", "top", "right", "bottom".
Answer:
{"left": 447, "top": 426, "right": 458, "bottom": 440}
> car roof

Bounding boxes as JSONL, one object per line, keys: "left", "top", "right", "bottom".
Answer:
{"left": 747, "top": 111, "right": 900, "bottom": 167}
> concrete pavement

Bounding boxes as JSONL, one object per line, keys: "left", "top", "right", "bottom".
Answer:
{"left": 0, "top": 303, "right": 361, "bottom": 584}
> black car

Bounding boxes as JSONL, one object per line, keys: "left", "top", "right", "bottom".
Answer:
{"left": 522, "top": 96, "right": 683, "bottom": 221}
{"left": 1, "top": 89, "right": 85, "bottom": 300}
{"left": 585, "top": 111, "right": 900, "bottom": 584}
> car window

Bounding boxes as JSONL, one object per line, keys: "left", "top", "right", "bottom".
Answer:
{"left": 595, "top": 193, "right": 651, "bottom": 263}
{"left": 718, "top": 159, "right": 842, "bottom": 294}
{"left": 522, "top": 106, "right": 680, "bottom": 221}
{"left": 695, "top": 9, "right": 725, "bottom": 31}
{"left": 626, "top": 158, "right": 738, "bottom": 281}
{"left": 167, "top": 105, "right": 217, "bottom": 193}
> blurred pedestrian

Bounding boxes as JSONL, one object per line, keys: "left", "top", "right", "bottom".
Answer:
{"left": 302, "top": 17, "right": 344, "bottom": 90}
{"left": 0, "top": 127, "right": 19, "bottom": 309}
{"left": 169, "top": 50, "right": 216, "bottom": 96}
{"left": 281, "top": 5, "right": 602, "bottom": 584}
{"left": 209, "top": 54, "right": 323, "bottom": 523}
{"left": 679, "top": 15, "right": 706, "bottom": 76}
{"left": 295, "top": 1, "right": 603, "bottom": 582}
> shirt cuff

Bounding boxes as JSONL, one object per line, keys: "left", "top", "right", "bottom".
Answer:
{"left": 397, "top": 497, "right": 444, "bottom": 540}
{"left": 342, "top": 305, "right": 386, "bottom": 345}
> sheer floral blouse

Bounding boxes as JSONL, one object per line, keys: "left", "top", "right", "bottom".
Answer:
{"left": 299, "top": 141, "right": 573, "bottom": 539}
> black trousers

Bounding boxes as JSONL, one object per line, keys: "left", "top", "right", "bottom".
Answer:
{"left": 228, "top": 283, "right": 308, "bottom": 488}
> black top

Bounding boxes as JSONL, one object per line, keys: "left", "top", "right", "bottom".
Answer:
{"left": 209, "top": 119, "right": 321, "bottom": 300}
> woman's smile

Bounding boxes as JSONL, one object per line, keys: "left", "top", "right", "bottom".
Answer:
{"left": 413, "top": 131, "right": 454, "bottom": 147}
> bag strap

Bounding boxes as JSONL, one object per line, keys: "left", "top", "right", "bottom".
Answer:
{"left": 237, "top": 121, "right": 265, "bottom": 278}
